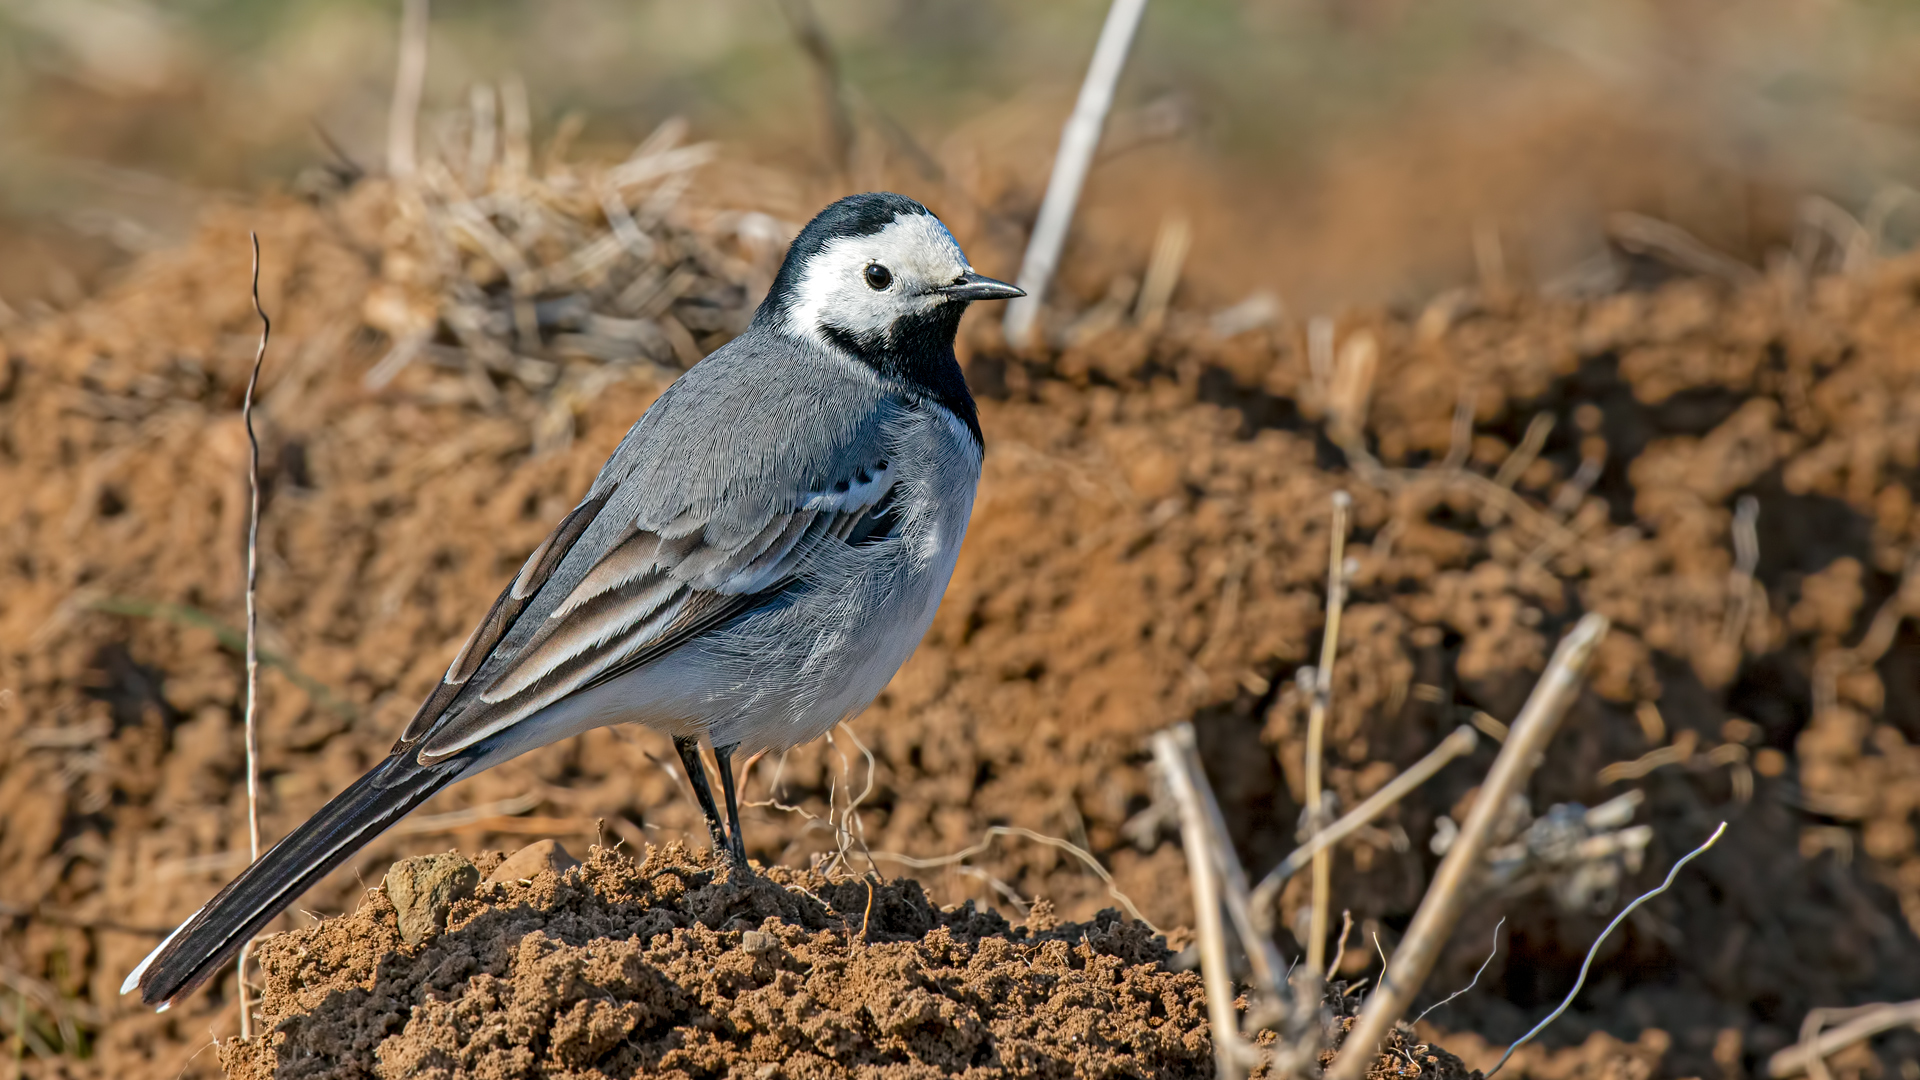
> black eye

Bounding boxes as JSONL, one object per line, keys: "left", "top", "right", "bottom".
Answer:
{"left": 864, "top": 263, "right": 893, "bottom": 290}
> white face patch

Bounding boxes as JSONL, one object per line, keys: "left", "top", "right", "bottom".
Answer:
{"left": 783, "top": 213, "right": 972, "bottom": 348}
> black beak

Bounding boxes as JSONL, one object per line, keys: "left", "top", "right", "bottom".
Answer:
{"left": 939, "top": 271, "right": 1025, "bottom": 302}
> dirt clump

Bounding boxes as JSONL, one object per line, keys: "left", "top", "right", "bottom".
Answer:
{"left": 219, "top": 843, "right": 1212, "bottom": 1080}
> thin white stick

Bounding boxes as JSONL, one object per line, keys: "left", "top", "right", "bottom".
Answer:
{"left": 1305, "top": 490, "right": 1352, "bottom": 974}
{"left": 1153, "top": 726, "right": 1286, "bottom": 1004}
{"left": 1769, "top": 1000, "right": 1920, "bottom": 1079}
{"left": 1327, "top": 613, "right": 1610, "bottom": 1080}
{"left": 1002, "top": 0, "right": 1149, "bottom": 348}
{"left": 1156, "top": 732, "right": 1249, "bottom": 1080}
{"left": 387, "top": 0, "right": 430, "bottom": 179}
{"left": 236, "top": 233, "right": 271, "bottom": 1041}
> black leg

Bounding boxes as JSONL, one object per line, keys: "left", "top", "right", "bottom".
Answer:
{"left": 713, "top": 743, "right": 750, "bottom": 870}
{"left": 673, "top": 735, "right": 730, "bottom": 857}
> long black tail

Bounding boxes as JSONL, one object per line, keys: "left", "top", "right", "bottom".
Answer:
{"left": 125, "top": 751, "right": 468, "bottom": 1009}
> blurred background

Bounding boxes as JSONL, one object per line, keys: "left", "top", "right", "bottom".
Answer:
{"left": 6, "top": 0, "right": 1920, "bottom": 317}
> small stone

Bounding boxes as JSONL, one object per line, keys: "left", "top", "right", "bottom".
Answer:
{"left": 385, "top": 852, "right": 480, "bottom": 944}
{"left": 483, "top": 839, "right": 581, "bottom": 886}
{"left": 740, "top": 930, "right": 777, "bottom": 956}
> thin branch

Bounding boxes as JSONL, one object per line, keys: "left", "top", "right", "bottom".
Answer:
{"left": 1305, "top": 490, "right": 1352, "bottom": 975}
{"left": 1413, "top": 916, "right": 1504, "bottom": 1025}
{"left": 387, "top": 0, "right": 431, "bottom": 179}
{"left": 1155, "top": 725, "right": 1287, "bottom": 999}
{"left": 1003, "top": 0, "right": 1150, "bottom": 347}
{"left": 1488, "top": 823, "right": 1728, "bottom": 1077}
{"left": 1251, "top": 725, "right": 1479, "bottom": 924}
{"left": 869, "top": 826, "right": 1157, "bottom": 933}
{"left": 1768, "top": 1000, "right": 1920, "bottom": 1079}
{"left": 1327, "top": 910, "right": 1355, "bottom": 979}
{"left": 1327, "top": 613, "right": 1611, "bottom": 1080}
{"left": 236, "top": 232, "right": 271, "bottom": 1042}
{"left": 1154, "top": 730, "right": 1250, "bottom": 1080}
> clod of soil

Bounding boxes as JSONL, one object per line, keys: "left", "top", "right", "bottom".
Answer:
{"left": 219, "top": 843, "right": 1218, "bottom": 1080}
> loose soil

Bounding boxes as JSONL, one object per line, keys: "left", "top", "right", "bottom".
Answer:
{"left": 5, "top": 170, "right": 1920, "bottom": 1079}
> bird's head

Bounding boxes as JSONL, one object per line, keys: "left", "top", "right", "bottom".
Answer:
{"left": 759, "top": 192, "right": 1022, "bottom": 362}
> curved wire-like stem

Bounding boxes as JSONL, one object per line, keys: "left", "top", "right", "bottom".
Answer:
{"left": 1486, "top": 822, "right": 1728, "bottom": 1077}
{"left": 1413, "top": 916, "right": 1504, "bottom": 1026}
{"left": 235, "top": 233, "right": 271, "bottom": 1040}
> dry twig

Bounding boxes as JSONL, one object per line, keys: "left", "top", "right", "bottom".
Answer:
{"left": 1487, "top": 822, "right": 1727, "bottom": 1076}
{"left": 1003, "top": 0, "right": 1150, "bottom": 347}
{"left": 1414, "top": 916, "right": 1504, "bottom": 1025}
{"left": 1768, "top": 1000, "right": 1920, "bottom": 1080}
{"left": 1251, "top": 725, "right": 1479, "bottom": 922}
{"left": 235, "top": 233, "right": 271, "bottom": 1042}
{"left": 870, "top": 827, "right": 1156, "bottom": 932}
{"left": 387, "top": 0, "right": 431, "bottom": 179}
{"left": 1304, "top": 491, "right": 1352, "bottom": 974}
{"left": 1152, "top": 728, "right": 1255, "bottom": 1079}
{"left": 1327, "top": 613, "right": 1610, "bottom": 1080}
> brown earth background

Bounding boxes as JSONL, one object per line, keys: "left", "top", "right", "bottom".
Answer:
{"left": 8, "top": 2, "right": 1920, "bottom": 1078}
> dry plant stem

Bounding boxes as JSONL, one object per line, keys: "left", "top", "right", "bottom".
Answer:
{"left": 1304, "top": 490, "right": 1352, "bottom": 975}
{"left": 235, "top": 232, "right": 271, "bottom": 1042}
{"left": 1326, "top": 612, "right": 1611, "bottom": 1080}
{"left": 1328, "top": 910, "right": 1355, "bottom": 978}
{"left": 1152, "top": 726, "right": 1286, "bottom": 1005}
{"left": 870, "top": 826, "right": 1157, "bottom": 933}
{"left": 1488, "top": 822, "right": 1727, "bottom": 1077}
{"left": 1002, "top": 0, "right": 1149, "bottom": 348}
{"left": 1768, "top": 1000, "right": 1920, "bottom": 1080}
{"left": 1153, "top": 731, "right": 1250, "bottom": 1080}
{"left": 387, "top": 0, "right": 430, "bottom": 179}
{"left": 1251, "top": 725, "right": 1478, "bottom": 923}
{"left": 1413, "top": 916, "right": 1504, "bottom": 1025}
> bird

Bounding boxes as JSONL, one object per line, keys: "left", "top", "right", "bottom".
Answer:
{"left": 122, "top": 191, "right": 1023, "bottom": 1010}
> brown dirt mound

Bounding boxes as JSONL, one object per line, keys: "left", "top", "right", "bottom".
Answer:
{"left": 228, "top": 842, "right": 1197, "bottom": 1080}
{"left": 221, "top": 841, "right": 1474, "bottom": 1080}
{"left": 6, "top": 168, "right": 1920, "bottom": 1080}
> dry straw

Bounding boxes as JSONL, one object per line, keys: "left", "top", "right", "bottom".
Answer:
{"left": 1303, "top": 490, "right": 1352, "bottom": 975}
{"left": 235, "top": 232, "right": 271, "bottom": 1041}
{"left": 1003, "top": 0, "right": 1150, "bottom": 347}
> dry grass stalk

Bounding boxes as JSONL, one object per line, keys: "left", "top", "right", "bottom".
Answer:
{"left": 1153, "top": 724, "right": 1321, "bottom": 1079}
{"left": 387, "top": 0, "right": 431, "bottom": 179}
{"left": 1721, "top": 494, "right": 1761, "bottom": 646}
{"left": 871, "top": 826, "right": 1157, "bottom": 932}
{"left": 1326, "top": 612, "right": 1610, "bottom": 1080}
{"left": 1156, "top": 726, "right": 1287, "bottom": 999}
{"left": 1768, "top": 1000, "right": 1920, "bottom": 1080}
{"left": 1303, "top": 490, "right": 1352, "bottom": 975}
{"left": 1486, "top": 822, "right": 1726, "bottom": 1077}
{"left": 1151, "top": 727, "right": 1254, "bottom": 1080}
{"left": 235, "top": 233, "right": 271, "bottom": 1042}
{"left": 1250, "top": 724, "right": 1479, "bottom": 921}
{"left": 1134, "top": 214, "right": 1191, "bottom": 332}
{"left": 1003, "top": 0, "right": 1150, "bottom": 347}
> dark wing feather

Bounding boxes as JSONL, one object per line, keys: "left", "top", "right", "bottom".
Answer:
{"left": 403, "top": 478, "right": 895, "bottom": 763}
{"left": 396, "top": 490, "right": 611, "bottom": 747}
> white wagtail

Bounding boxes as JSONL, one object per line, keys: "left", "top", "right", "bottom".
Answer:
{"left": 124, "top": 192, "right": 1023, "bottom": 1009}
